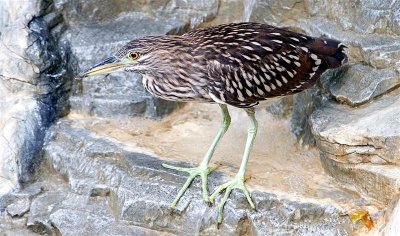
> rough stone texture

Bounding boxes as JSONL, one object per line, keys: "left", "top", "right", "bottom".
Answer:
{"left": 0, "top": 0, "right": 40, "bottom": 196}
{"left": 249, "top": 0, "right": 400, "bottom": 142}
{"left": 61, "top": 0, "right": 218, "bottom": 118}
{"left": 22, "top": 120, "right": 353, "bottom": 235}
{"left": 0, "top": 0, "right": 217, "bottom": 196}
{"left": 311, "top": 92, "right": 400, "bottom": 204}
{"left": 1, "top": 0, "right": 400, "bottom": 235}
{"left": 383, "top": 194, "right": 400, "bottom": 235}
{"left": 246, "top": 0, "right": 400, "bottom": 209}
{"left": 251, "top": 1, "right": 400, "bottom": 36}
{"left": 0, "top": 0, "right": 73, "bottom": 195}
{"left": 6, "top": 198, "right": 30, "bottom": 217}
{"left": 327, "top": 65, "right": 400, "bottom": 106}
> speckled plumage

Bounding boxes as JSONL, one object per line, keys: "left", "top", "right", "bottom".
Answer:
{"left": 79, "top": 22, "right": 348, "bottom": 224}
{"left": 115, "top": 22, "right": 347, "bottom": 107}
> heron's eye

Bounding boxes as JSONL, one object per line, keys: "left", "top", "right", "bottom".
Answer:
{"left": 128, "top": 52, "right": 140, "bottom": 61}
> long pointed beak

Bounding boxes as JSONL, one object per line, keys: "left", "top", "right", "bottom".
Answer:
{"left": 76, "top": 56, "right": 126, "bottom": 78}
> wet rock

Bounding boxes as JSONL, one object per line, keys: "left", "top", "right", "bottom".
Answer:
{"left": 6, "top": 198, "right": 31, "bottom": 217}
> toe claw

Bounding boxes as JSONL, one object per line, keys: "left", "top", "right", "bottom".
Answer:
{"left": 209, "top": 197, "right": 215, "bottom": 204}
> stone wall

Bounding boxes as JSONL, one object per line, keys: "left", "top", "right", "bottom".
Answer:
{"left": 0, "top": 0, "right": 73, "bottom": 195}
{"left": 0, "top": 0, "right": 400, "bottom": 235}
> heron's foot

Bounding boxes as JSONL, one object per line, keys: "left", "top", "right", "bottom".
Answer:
{"left": 162, "top": 163, "right": 218, "bottom": 208}
{"left": 210, "top": 176, "right": 255, "bottom": 224}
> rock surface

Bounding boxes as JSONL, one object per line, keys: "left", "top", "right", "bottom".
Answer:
{"left": 248, "top": 0, "right": 400, "bottom": 209}
{"left": 6, "top": 198, "right": 30, "bottom": 217}
{"left": 311, "top": 92, "right": 400, "bottom": 205}
{"left": 383, "top": 195, "right": 400, "bottom": 235}
{"left": 0, "top": 0, "right": 72, "bottom": 195}
{"left": 327, "top": 64, "right": 400, "bottom": 107}
{"left": 1, "top": 0, "right": 400, "bottom": 235}
{"left": 30, "top": 118, "right": 355, "bottom": 235}
{"left": 62, "top": 0, "right": 218, "bottom": 118}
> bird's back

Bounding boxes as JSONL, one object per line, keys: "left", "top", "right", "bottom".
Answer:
{"left": 183, "top": 22, "right": 347, "bottom": 107}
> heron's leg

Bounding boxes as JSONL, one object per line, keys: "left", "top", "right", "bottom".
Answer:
{"left": 210, "top": 107, "right": 257, "bottom": 223}
{"left": 162, "top": 104, "right": 231, "bottom": 207}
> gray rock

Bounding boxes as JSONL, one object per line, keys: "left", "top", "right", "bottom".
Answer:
{"left": 38, "top": 119, "right": 355, "bottom": 235}
{"left": 56, "top": 0, "right": 218, "bottom": 27}
{"left": 0, "top": 98, "right": 42, "bottom": 195}
{"left": 0, "top": 0, "right": 74, "bottom": 194}
{"left": 100, "top": 224, "right": 176, "bottom": 236}
{"left": 24, "top": 180, "right": 178, "bottom": 235}
{"left": 327, "top": 65, "right": 400, "bottom": 106}
{"left": 265, "top": 96, "right": 293, "bottom": 119}
{"left": 0, "top": 211, "right": 37, "bottom": 236}
{"left": 11, "top": 182, "right": 43, "bottom": 200}
{"left": 90, "top": 184, "right": 111, "bottom": 197}
{"left": 310, "top": 92, "right": 400, "bottom": 204}
{"left": 0, "top": 0, "right": 41, "bottom": 196}
{"left": 27, "top": 191, "right": 67, "bottom": 234}
{"left": 49, "top": 205, "right": 114, "bottom": 235}
{"left": 59, "top": 0, "right": 218, "bottom": 119}
{"left": 290, "top": 87, "right": 324, "bottom": 147}
{"left": 6, "top": 198, "right": 30, "bottom": 217}
{"left": 249, "top": 0, "right": 400, "bottom": 146}
{"left": 250, "top": 0, "right": 400, "bottom": 36}
{"left": 2, "top": 0, "right": 400, "bottom": 234}
{"left": 383, "top": 194, "right": 400, "bottom": 235}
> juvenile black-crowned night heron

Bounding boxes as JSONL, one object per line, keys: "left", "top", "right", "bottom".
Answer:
{"left": 78, "top": 22, "right": 347, "bottom": 223}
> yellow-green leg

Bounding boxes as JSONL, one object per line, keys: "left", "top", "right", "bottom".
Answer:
{"left": 162, "top": 104, "right": 231, "bottom": 207}
{"left": 210, "top": 107, "right": 257, "bottom": 223}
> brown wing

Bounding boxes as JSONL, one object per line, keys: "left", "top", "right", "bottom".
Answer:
{"left": 186, "top": 22, "right": 347, "bottom": 108}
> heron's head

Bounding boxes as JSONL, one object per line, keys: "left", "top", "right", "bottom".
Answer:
{"left": 77, "top": 36, "right": 177, "bottom": 78}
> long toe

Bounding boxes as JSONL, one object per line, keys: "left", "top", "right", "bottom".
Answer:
{"left": 210, "top": 177, "right": 254, "bottom": 223}
{"left": 163, "top": 163, "right": 216, "bottom": 207}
